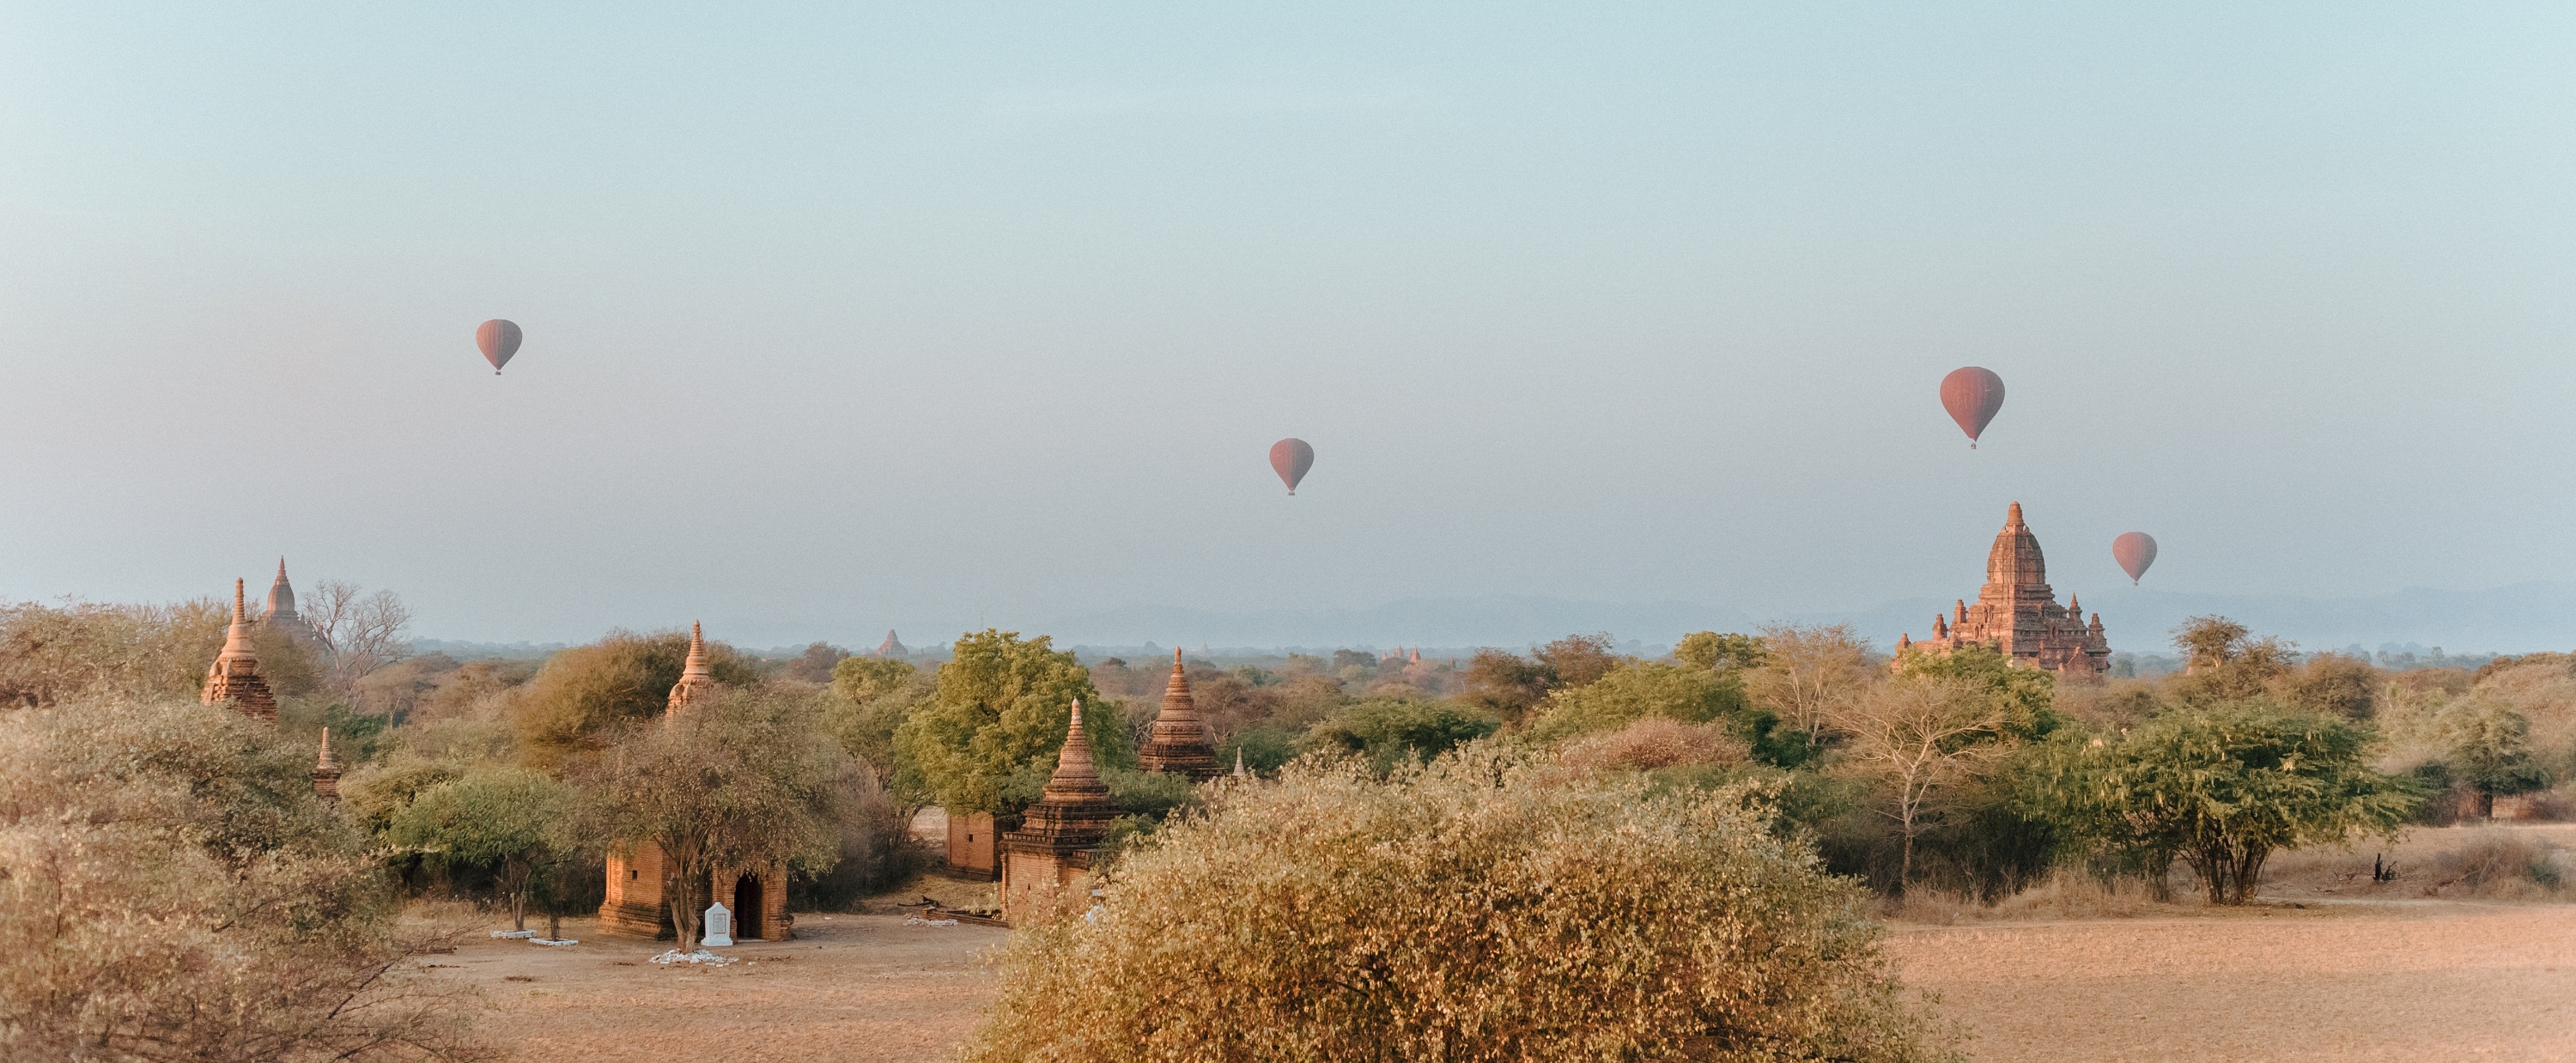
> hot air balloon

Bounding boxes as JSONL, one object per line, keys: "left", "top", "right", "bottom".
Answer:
{"left": 2112, "top": 532, "right": 2157, "bottom": 586}
{"left": 477, "top": 319, "right": 522, "bottom": 375}
{"left": 1269, "top": 438, "right": 1314, "bottom": 495}
{"left": 1939, "top": 367, "right": 2005, "bottom": 448}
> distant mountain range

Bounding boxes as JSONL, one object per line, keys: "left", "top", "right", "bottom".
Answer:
{"left": 1048, "top": 584, "right": 2576, "bottom": 658}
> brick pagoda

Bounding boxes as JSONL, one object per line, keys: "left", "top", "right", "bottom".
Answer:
{"left": 999, "top": 699, "right": 1119, "bottom": 920}
{"left": 1136, "top": 648, "right": 1223, "bottom": 781}
{"left": 201, "top": 579, "right": 278, "bottom": 723}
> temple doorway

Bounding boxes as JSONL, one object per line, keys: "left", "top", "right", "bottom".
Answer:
{"left": 732, "top": 874, "right": 765, "bottom": 939}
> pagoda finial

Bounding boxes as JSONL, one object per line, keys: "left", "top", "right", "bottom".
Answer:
{"left": 1233, "top": 747, "right": 1247, "bottom": 779}
{"left": 666, "top": 621, "right": 718, "bottom": 718}
{"left": 312, "top": 727, "right": 344, "bottom": 800}
{"left": 1047, "top": 699, "right": 1100, "bottom": 785}
{"left": 2007, "top": 501, "right": 2024, "bottom": 527}
{"left": 317, "top": 727, "right": 340, "bottom": 770}
{"left": 233, "top": 578, "right": 246, "bottom": 623}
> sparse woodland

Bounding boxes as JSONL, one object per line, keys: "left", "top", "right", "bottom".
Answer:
{"left": 3, "top": 592, "right": 2571, "bottom": 1060}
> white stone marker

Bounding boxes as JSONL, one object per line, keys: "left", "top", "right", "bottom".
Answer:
{"left": 702, "top": 902, "right": 734, "bottom": 947}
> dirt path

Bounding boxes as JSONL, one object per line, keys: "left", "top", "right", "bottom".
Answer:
{"left": 445, "top": 902, "right": 2571, "bottom": 1061}
{"left": 1887, "top": 903, "right": 2576, "bottom": 1061}
{"left": 447, "top": 913, "right": 1005, "bottom": 1063}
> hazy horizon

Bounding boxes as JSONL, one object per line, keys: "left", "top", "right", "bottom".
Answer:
{"left": 8, "top": 5, "right": 2574, "bottom": 651}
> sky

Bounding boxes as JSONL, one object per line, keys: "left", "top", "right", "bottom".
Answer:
{"left": 4, "top": 3, "right": 2575, "bottom": 650}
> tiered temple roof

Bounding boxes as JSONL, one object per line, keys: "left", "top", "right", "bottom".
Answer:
{"left": 1002, "top": 699, "right": 1119, "bottom": 860}
{"left": 202, "top": 579, "right": 278, "bottom": 722}
{"left": 1137, "top": 648, "right": 1223, "bottom": 781}
{"left": 262, "top": 557, "right": 316, "bottom": 644}
{"left": 1900, "top": 502, "right": 2110, "bottom": 677}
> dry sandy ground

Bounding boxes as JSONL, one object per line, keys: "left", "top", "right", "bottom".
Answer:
{"left": 1887, "top": 903, "right": 2576, "bottom": 1061}
{"left": 447, "top": 912, "right": 1006, "bottom": 1063}
{"left": 447, "top": 899, "right": 2573, "bottom": 1061}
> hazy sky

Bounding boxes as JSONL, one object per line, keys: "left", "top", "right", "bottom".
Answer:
{"left": 5, "top": 3, "right": 2574, "bottom": 648}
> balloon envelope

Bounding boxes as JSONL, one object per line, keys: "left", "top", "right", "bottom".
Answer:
{"left": 1939, "top": 367, "right": 2006, "bottom": 447}
{"left": 2113, "top": 532, "right": 2158, "bottom": 585}
{"left": 1269, "top": 438, "right": 1314, "bottom": 495}
{"left": 477, "top": 319, "right": 522, "bottom": 374}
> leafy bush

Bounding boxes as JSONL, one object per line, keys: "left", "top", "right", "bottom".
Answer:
{"left": 2038, "top": 702, "right": 2419, "bottom": 904}
{"left": 512, "top": 629, "right": 762, "bottom": 768}
{"left": 963, "top": 744, "right": 1956, "bottom": 1062}
{"left": 1299, "top": 697, "right": 1499, "bottom": 769}
{"left": 1557, "top": 717, "right": 1749, "bottom": 772}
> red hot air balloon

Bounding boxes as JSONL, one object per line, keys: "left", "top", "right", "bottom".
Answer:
{"left": 2112, "top": 532, "right": 2157, "bottom": 586}
{"left": 1269, "top": 438, "right": 1314, "bottom": 495}
{"left": 477, "top": 319, "right": 522, "bottom": 375}
{"left": 1939, "top": 367, "right": 2006, "bottom": 448}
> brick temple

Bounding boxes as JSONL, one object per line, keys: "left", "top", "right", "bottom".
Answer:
{"left": 1898, "top": 501, "right": 2111, "bottom": 677}
{"left": 1135, "top": 649, "right": 1223, "bottom": 781}
{"left": 598, "top": 623, "right": 794, "bottom": 941}
{"left": 998, "top": 699, "right": 1120, "bottom": 919}
{"left": 201, "top": 579, "right": 278, "bottom": 722}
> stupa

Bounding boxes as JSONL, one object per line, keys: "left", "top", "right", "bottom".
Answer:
{"left": 999, "top": 699, "right": 1119, "bottom": 920}
{"left": 201, "top": 579, "right": 278, "bottom": 722}
{"left": 1136, "top": 648, "right": 1222, "bottom": 781}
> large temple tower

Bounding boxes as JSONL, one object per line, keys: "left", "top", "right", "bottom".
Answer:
{"left": 1899, "top": 502, "right": 2111, "bottom": 677}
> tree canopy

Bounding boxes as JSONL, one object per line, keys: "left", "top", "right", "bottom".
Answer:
{"left": 891, "top": 629, "right": 1129, "bottom": 816}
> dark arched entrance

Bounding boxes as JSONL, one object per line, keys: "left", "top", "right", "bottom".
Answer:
{"left": 732, "top": 874, "right": 765, "bottom": 939}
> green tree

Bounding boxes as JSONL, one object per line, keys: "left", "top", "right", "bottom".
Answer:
{"left": 1533, "top": 632, "right": 1624, "bottom": 689}
{"left": 2169, "top": 616, "right": 2293, "bottom": 704}
{"left": 1674, "top": 630, "right": 1768, "bottom": 673}
{"left": 891, "top": 630, "right": 1128, "bottom": 817}
{"left": 2273, "top": 653, "right": 2380, "bottom": 720}
{"left": 1888, "top": 643, "right": 2057, "bottom": 740}
{"left": 592, "top": 689, "right": 860, "bottom": 948}
{"left": 1301, "top": 698, "right": 1499, "bottom": 769}
{"left": 513, "top": 629, "right": 762, "bottom": 768}
{"left": 2050, "top": 703, "right": 2419, "bottom": 904}
{"left": 1462, "top": 647, "right": 1553, "bottom": 720}
{"left": 386, "top": 766, "right": 579, "bottom": 932}
{"left": 963, "top": 744, "right": 1955, "bottom": 1062}
{"left": 1525, "top": 660, "right": 1789, "bottom": 762}
{"left": 823, "top": 655, "right": 936, "bottom": 818}
{"left": 2432, "top": 696, "right": 2550, "bottom": 817}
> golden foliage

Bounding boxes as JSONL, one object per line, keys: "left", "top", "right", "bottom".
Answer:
{"left": 963, "top": 744, "right": 1955, "bottom": 1063}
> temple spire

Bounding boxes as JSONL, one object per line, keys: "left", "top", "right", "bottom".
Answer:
{"left": 312, "top": 727, "right": 344, "bottom": 801}
{"left": 1138, "top": 647, "right": 1222, "bottom": 781}
{"left": 202, "top": 578, "right": 277, "bottom": 723}
{"left": 666, "top": 621, "right": 718, "bottom": 719}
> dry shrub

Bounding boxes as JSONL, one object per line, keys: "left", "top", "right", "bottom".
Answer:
{"left": 1890, "top": 871, "right": 2178, "bottom": 924}
{"left": 963, "top": 743, "right": 1958, "bottom": 1063}
{"left": 0, "top": 598, "right": 227, "bottom": 708}
{"left": 0, "top": 696, "right": 486, "bottom": 1060}
{"left": 2424, "top": 829, "right": 2568, "bottom": 899}
{"left": 1557, "top": 717, "right": 1749, "bottom": 771}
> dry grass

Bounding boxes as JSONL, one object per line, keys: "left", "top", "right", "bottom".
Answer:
{"left": 1890, "top": 871, "right": 2186, "bottom": 925}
